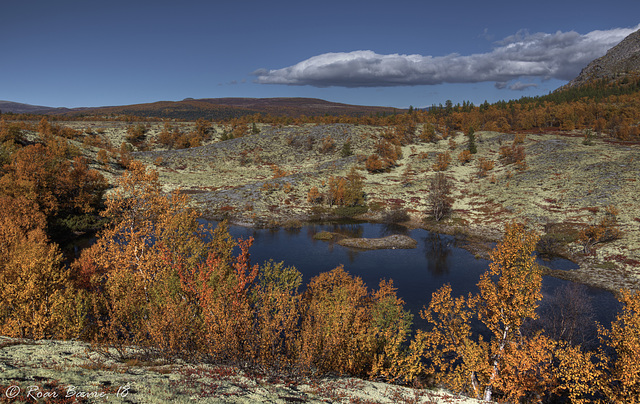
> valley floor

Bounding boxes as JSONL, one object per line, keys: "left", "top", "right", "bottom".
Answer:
{"left": 58, "top": 121, "right": 640, "bottom": 294}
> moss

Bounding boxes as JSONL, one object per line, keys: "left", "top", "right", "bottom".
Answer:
{"left": 594, "top": 262, "right": 618, "bottom": 270}
{"left": 538, "top": 222, "right": 582, "bottom": 256}
{"left": 368, "top": 201, "right": 385, "bottom": 212}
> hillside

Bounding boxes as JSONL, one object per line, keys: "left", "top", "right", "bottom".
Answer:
{"left": 27, "top": 118, "right": 636, "bottom": 294}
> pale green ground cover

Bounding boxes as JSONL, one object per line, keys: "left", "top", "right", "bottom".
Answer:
{"left": 0, "top": 337, "right": 480, "bottom": 404}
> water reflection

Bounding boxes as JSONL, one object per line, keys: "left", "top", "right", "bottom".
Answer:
{"left": 284, "top": 226, "right": 301, "bottom": 236}
{"left": 326, "top": 223, "right": 365, "bottom": 239}
{"left": 423, "top": 233, "right": 453, "bottom": 277}
{"left": 534, "top": 283, "right": 597, "bottom": 348}
{"left": 380, "top": 223, "right": 410, "bottom": 237}
{"left": 220, "top": 221, "right": 619, "bottom": 331}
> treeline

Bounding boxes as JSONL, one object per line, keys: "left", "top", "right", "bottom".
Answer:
{"left": 207, "top": 74, "right": 640, "bottom": 141}
{"left": 4, "top": 75, "right": 640, "bottom": 142}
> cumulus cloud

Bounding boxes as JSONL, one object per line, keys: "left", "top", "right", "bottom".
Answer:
{"left": 253, "top": 24, "right": 640, "bottom": 88}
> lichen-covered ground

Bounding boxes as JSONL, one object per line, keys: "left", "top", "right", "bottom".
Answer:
{"left": 63, "top": 121, "right": 640, "bottom": 293}
{"left": 0, "top": 337, "right": 480, "bottom": 404}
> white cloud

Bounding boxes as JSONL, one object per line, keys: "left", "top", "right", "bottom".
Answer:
{"left": 253, "top": 24, "right": 640, "bottom": 88}
{"left": 508, "top": 81, "right": 538, "bottom": 91}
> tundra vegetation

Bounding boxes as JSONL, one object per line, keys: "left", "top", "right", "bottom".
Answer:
{"left": 1, "top": 75, "right": 640, "bottom": 402}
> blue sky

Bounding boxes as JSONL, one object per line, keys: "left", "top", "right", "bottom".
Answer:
{"left": 2, "top": 0, "right": 639, "bottom": 109}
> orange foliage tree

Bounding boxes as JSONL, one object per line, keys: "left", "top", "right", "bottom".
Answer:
{"left": 366, "top": 139, "right": 402, "bottom": 173}
{"left": 595, "top": 289, "right": 640, "bottom": 402}
{"left": 410, "top": 222, "right": 553, "bottom": 401}
{"left": 325, "top": 168, "right": 365, "bottom": 207}
{"left": 74, "top": 161, "right": 213, "bottom": 346}
{"left": 0, "top": 195, "right": 86, "bottom": 339}
{"left": 432, "top": 151, "right": 451, "bottom": 171}
{"left": 297, "top": 266, "right": 412, "bottom": 376}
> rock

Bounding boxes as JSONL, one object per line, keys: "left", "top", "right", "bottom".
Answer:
{"left": 337, "top": 234, "right": 417, "bottom": 249}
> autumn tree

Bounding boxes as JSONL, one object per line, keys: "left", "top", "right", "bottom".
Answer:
{"left": 421, "top": 122, "right": 437, "bottom": 142}
{"left": 476, "top": 157, "right": 495, "bottom": 178}
{"left": 413, "top": 222, "right": 552, "bottom": 401}
{"left": 0, "top": 118, "right": 24, "bottom": 144}
{"left": 457, "top": 149, "right": 472, "bottom": 165}
{"left": 297, "top": 266, "right": 412, "bottom": 376}
{"left": 366, "top": 139, "right": 402, "bottom": 173}
{"left": 74, "top": 161, "right": 213, "bottom": 346}
{"left": 125, "top": 124, "right": 148, "bottom": 147}
{"left": 595, "top": 289, "right": 640, "bottom": 403}
{"left": 0, "top": 143, "right": 107, "bottom": 240}
{"left": 195, "top": 118, "right": 212, "bottom": 140}
{"left": 432, "top": 151, "right": 451, "bottom": 171}
{"left": 249, "top": 260, "right": 303, "bottom": 368}
{"left": 325, "top": 168, "right": 365, "bottom": 207}
{"left": 0, "top": 195, "right": 86, "bottom": 339}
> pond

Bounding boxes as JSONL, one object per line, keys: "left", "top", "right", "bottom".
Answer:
{"left": 223, "top": 221, "right": 621, "bottom": 340}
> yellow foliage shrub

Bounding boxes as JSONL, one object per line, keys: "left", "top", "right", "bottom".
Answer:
{"left": 297, "top": 266, "right": 411, "bottom": 376}
{"left": 477, "top": 157, "right": 495, "bottom": 177}
{"left": 0, "top": 196, "right": 86, "bottom": 339}
{"left": 457, "top": 149, "right": 472, "bottom": 164}
{"left": 432, "top": 151, "right": 451, "bottom": 171}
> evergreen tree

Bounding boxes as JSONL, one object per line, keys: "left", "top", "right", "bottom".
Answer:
{"left": 467, "top": 127, "right": 477, "bottom": 154}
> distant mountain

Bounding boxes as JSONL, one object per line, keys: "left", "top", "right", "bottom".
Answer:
{"left": 0, "top": 100, "right": 79, "bottom": 115}
{"left": 567, "top": 28, "right": 640, "bottom": 88}
{"left": 0, "top": 98, "right": 402, "bottom": 120}
{"left": 68, "top": 97, "right": 402, "bottom": 120}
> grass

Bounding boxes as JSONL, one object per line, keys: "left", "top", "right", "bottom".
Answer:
{"left": 594, "top": 262, "right": 618, "bottom": 270}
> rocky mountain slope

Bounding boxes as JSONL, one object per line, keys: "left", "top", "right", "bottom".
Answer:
{"left": 568, "top": 28, "right": 640, "bottom": 87}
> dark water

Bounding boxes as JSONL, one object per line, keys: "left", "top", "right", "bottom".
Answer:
{"left": 224, "top": 221, "right": 621, "bottom": 334}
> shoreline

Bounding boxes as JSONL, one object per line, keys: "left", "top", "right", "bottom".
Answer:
{"left": 214, "top": 210, "right": 636, "bottom": 297}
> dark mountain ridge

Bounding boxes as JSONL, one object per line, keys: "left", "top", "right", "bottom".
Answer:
{"left": 0, "top": 97, "right": 401, "bottom": 120}
{"left": 0, "top": 100, "right": 81, "bottom": 115}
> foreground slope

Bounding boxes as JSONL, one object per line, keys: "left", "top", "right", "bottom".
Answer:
{"left": 0, "top": 337, "right": 480, "bottom": 404}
